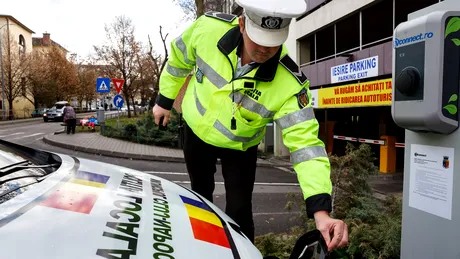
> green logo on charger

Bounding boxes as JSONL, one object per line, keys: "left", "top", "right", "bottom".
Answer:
{"left": 443, "top": 18, "right": 460, "bottom": 116}
{"left": 445, "top": 17, "right": 460, "bottom": 46}
{"left": 444, "top": 94, "right": 458, "bottom": 115}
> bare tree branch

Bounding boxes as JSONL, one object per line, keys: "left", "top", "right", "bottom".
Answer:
{"left": 93, "top": 15, "right": 141, "bottom": 117}
{"left": 159, "top": 26, "right": 169, "bottom": 76}
{"left": 172, "top": 0, "right": 226, "bottom": 21}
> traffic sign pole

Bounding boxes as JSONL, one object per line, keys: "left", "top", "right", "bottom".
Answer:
{"left": 113, "top": 94, "right": 124, "bottom": 129}
{"left": 96, "top": 77, "right": 111, "bottom": 133}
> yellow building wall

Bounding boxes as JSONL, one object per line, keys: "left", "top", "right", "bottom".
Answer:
{"left": 0, "top": 17, "right": 35, "bottom": 118}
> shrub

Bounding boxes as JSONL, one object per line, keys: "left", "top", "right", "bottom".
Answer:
{"left": 102, "top": 109, "right": 181, "bottom": 148}
{"left": 254, "top": 143, "right": 402, "bottom": 259}
{"left": 122, "top": 124, "right": 138, "bottom": 141}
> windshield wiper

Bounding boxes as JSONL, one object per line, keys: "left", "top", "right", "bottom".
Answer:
{"left": 0, "top": 160, "right": 59, "bottom": 178}
{"left": 0, "top": 174, "right": 51, "bottom": 198}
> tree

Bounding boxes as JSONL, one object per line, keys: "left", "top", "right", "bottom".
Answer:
{"left": 2, "top": 33, "right": 32, "bottom": 119}
{"left": 147, "top": 26, "right": 169, "bottom": 107}
{"left": 27, "top": 51, "right": 53, "bottom": 108}
{"left": 93, "top": 15, "right": 141, "bottom": 118}
{"left": 28, "top": 46, "right": 78, "bottom": 108}
{"left": 46, "top": 46, "right": 78, "bottom": 102}
{"left": 136, "top": 49, "right": 156, "bottom": 107}
{"left": 172, "top": 0, "right": 226, "bottom": 21}
{"left": 76, "top": 62, "right": 97, "bottom": 111}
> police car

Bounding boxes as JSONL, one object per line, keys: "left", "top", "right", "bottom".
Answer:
{"left": 0, "top": 139, "right": 326, "bottom": 259}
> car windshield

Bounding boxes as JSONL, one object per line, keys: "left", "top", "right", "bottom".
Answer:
{"left": 56, "top": 104, "right": 65, "bottom": 109}
{"left": 0, "top": 141, "right": 61, "bottom": 205}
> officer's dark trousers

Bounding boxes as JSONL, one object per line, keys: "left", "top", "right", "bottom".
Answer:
{"left": 183, "top": 121, "right": 257, "bottom": 243}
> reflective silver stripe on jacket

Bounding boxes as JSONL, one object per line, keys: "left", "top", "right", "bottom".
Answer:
{"left": 166, "top": 64, "right": 191, "bottom": 77}
{"left": 195, "top": 86, "right": 206, "bottom": 116}
{"left": 291, "top": 146, "right": 328, "bottom": 164}
{"left": 196, "top": 55, "right": 228, "bottom": 89}
{"left": 175, "top": 35, "right": 194, "bottom": 65}
{"left": 214, "top": 120, "right": 264, "bottom": 143}
{"left": 232, "top": 92, "right": 275, "bottom": 119}
{"left": 275, "top": 107, "right": 315, "bottom": 130}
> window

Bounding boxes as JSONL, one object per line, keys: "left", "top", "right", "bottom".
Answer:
{"left": 336, "top": 13, "right": 360, "bottom": 54}
{"left": 18, "top": 35, "right": 25, "bottom": 55}
{"left": 395, "top": 0, "right": 440, "bottom": 28}
{"left": 298, "top": 35, "right": 315, "bottom": 65}
{"left": 21, "top": 77, "right": 26, "bottom": 96}
{"left": 315, "top": 25, "right": 335, "bottom": 60}
{"left": 362, "top": 0, "right": 393, "bottom": 46}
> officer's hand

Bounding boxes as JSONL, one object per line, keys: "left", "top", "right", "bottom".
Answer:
{"left": 314, "top": 211, "right": 348, "bottom": 252}
{"left": 152, "top": 104, "right": 170, "bottom": 126}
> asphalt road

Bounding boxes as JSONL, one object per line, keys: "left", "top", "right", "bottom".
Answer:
{"left": 1, "top": 119, "right": 306, "bottom": 237}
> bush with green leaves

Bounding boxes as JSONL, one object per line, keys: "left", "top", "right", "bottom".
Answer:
{"left": 255, "top": 143, "right": 402, "bottom": 259}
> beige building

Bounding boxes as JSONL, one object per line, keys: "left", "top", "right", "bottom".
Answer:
{"left": 32, "top": 32, "right": 69, "bottom": 55}
{"left": 0, "top": 15, "right": 35, "bottom": 120}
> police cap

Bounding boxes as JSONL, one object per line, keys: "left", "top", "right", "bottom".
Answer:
{"left": 236, "top": 0, "right": 307, "bottom": 47}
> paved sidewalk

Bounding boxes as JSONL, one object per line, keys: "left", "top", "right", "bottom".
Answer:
{"left": 43, "top": 131, "right": 288, "bottom": 168}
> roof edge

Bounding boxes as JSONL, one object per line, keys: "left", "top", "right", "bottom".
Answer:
{"left": 0, "top": 14, "right": 35, "bottom": 34}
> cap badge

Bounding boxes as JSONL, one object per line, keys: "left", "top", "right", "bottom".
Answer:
{"left": 261, "top": 16, "right": 283, "bottom": 29}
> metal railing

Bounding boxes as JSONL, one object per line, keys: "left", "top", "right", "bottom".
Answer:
{"left": 104, "top": 111, "right": 128, "bottom": 120}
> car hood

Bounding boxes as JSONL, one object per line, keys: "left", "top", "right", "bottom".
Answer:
{"left": 0, "top": 153, "right": 263, "bottom": 259}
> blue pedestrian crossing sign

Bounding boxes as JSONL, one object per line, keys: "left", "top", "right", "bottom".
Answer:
{"left": 96, "top": 78, "right": 111, "bottom": 93}
{"left": 113, "top": 94, "right": 124, "bottom": 108}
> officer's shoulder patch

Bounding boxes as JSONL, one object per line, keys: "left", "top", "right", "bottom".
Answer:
{"left": 296, "top": 88, "right": 309, "bottom": 109}
{"left": 204, "top": 11, "right": 237, "bottom": 23}
{"left": 279, "top": 54, "right": 308, "bottom": 85}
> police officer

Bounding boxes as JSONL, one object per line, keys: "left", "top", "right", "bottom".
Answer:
{"left": 152, "top": 0, "right": 348, "bottom": 251}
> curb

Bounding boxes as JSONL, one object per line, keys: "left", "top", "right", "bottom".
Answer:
{"left": 372, "top": 189, "right": 402, "bottom": 201}
{"left": 370, "top": 174, "right": 404, "bottom": 181}
{"left": 43, "top": 134, "right": 280, "bottom": 168}
{"left": 0, "top": 117, "right": 43, "bottom": 126}
{"left": 55, "top": 129, "right": 65, "bottom": 135}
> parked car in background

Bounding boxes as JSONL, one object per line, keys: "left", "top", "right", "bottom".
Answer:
{"left": 43, "top": 101, "right": 69, "bottom": 122}
{"left": 31, "top": 108, "right": 47, "bottom": 118}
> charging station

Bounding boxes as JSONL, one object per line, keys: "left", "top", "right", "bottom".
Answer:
{"left": 392, "top": 0, "right": 460, "bottom": 257}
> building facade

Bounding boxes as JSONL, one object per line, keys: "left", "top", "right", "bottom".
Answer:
{"left": 0, "top": 15, "right": 35, "bottom": 120}
{"left": 282, "top": 0, "right": 447, "bottom": 172}
{"left": 32, "top": 32, "right": 69, "bottom": 55}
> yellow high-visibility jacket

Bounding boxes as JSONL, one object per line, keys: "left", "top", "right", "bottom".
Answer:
{"left": 156, "top": 11, "right": 332, "bottom": 217}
